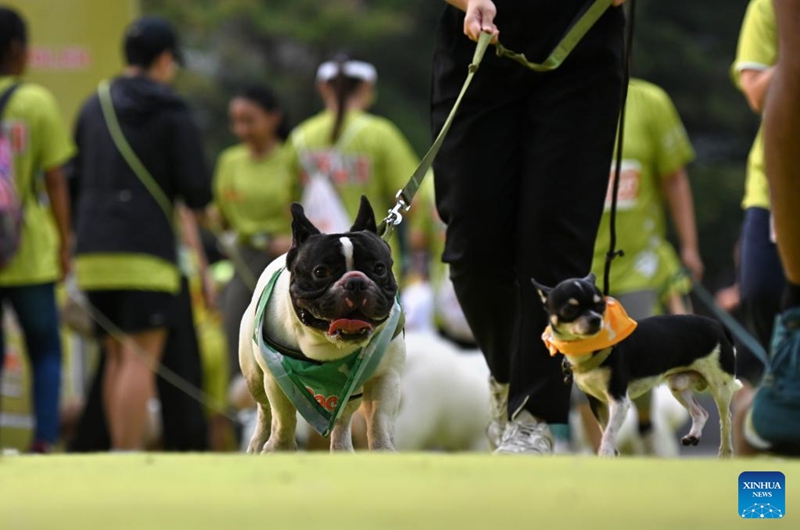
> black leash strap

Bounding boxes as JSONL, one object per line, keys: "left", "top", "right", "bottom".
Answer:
{"left": 603, "top": 0, "right": 636, "bottom": 296}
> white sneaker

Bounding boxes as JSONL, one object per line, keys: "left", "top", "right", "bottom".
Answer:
{"left": 487, "top": 376, "right": 509, "bottom": 450}
{"left": 494, "top": 409, "right": 554, "bottom": 455}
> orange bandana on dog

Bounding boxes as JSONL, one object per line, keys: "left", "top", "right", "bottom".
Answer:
{"left": 542, "top": 297, "right": 638, "bottom": 356}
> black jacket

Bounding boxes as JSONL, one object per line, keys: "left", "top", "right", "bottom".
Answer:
{"left": 72, "top": 75, "right": 211, "bottom": 263}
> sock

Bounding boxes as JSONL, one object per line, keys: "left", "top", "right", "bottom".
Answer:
{"left": 783, "top": 282, "right": 800, "bottom": 310}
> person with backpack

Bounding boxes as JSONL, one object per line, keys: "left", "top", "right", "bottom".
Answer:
{"left": 71, "top": 16, "right": 212, "bottom": 450}
{"left": 0, "top": 6, "right": 74, "bottom": 453}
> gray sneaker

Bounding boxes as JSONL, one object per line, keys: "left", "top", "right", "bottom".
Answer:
{"left": 494, "top": 409, "right": 554, "bottom": 455}
{"left": 487, "top": 376, "right": 509, "bottom": 450}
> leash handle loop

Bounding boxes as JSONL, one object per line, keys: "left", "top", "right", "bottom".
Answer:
{"left": 495, "top": 0, "right": 614, "bottom": 72}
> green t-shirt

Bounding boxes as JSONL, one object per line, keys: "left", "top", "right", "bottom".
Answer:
{"left": 213, "top": 142, "right": 295, "bottom": 240}
{"left": 287, "top": 110, "right": 419, "bottom": 277}
{"left": 0, "top": 77, "right": 75, "bottom": 286}
{"left": 591, "top": 79, "right": 695, "bottom": 296}
{"left": 732, "top": 0, "right": 776, "bottom": 211}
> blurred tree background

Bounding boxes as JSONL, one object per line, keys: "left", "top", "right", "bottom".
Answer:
{"left": 142, "top": 0, "right": 758, "bottom": 291}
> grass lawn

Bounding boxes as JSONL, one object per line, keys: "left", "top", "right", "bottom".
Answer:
{"left": 1, "top": 454, "right": 798, "bottom": 529}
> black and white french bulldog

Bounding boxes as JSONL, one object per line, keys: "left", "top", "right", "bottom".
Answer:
{"left": 239, "top": 196, "right": 405, "bottom": 453}
{"left": 534, "top": 274, "right": 742, "bottom": 458}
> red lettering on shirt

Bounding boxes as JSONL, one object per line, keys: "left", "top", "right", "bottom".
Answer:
{"left": 605, "top": 162, "right": 641, "bottom": 210}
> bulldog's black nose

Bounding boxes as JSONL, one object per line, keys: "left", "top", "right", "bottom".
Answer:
{"left": 344, "top": 276, "right": 368, "bottom": 292}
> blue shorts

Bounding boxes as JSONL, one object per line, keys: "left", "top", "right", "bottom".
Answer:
{"left": 745, "top": 307, "right": 800, "bottom": 455}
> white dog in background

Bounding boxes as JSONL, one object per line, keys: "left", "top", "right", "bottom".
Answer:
{"left": 393, "top": 331, "right": 490, "bottom": 451}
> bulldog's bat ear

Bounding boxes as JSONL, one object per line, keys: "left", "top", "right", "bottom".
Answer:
{"left": 583, "top": 272, "right": 597, "bottom": 285}
{"left": 531, "top": 278, "right": 552, "bottom": 306}
{"left": 350, "top": 195, "right": 377, "bottom": 234}
{"left": 290, "top": 202, "right": 321, "bottom": 246}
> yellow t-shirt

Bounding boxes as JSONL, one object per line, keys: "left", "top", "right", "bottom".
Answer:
{"left": 287, "top": 110, "right": 418, "bottom": 221}
{"left": 286, "top": 110, "right": 420, "bottom": 277}
{"left": 213, "top": 143, "right": 295, "bottom": 240}
{"left": 732, "top": 0, "right": 776, "bottom": 211}
{"left": 0, "top": 77, "right": 75, "bottom": 286}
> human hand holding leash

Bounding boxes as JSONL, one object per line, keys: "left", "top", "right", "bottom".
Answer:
{"left": 681, "top": 245, "right": 705, "bottom": 282}
{"left": 462, "top": 0, "right": 498, "bottom": 43}
{"left": 449, "top": 0, "right": 627, "bottom": 43}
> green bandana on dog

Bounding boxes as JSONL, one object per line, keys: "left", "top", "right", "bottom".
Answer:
{"left": 253, "top": 268, "right": 403, "bottom": 436}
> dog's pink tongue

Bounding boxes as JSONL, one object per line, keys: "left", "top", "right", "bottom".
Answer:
{"left": 328, "top": 319, "right": 373, "bottom": 335}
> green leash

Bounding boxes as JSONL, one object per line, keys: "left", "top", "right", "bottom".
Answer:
{"left": 378, "top": 0, "right": 616, "bottom": 240}
{"left": 495, "top": 0, "right": 614, "bottom": 72}
{"left": 98, "top": 80, "right": 174, "bottom": 226}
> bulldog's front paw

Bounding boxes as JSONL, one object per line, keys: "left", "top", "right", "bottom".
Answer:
{"left": 246, "top": 440, "right": 264, "bottom": 454}
{"left": 598, "top": 445, "right": 618, "bottom": 457}
{"left": 261, "top": 437, "right": 298, "bottom": 453}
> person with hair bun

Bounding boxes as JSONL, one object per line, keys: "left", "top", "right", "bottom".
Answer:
{"left": 213, "top": 84, "right": 296, "bottom": 376}
{"left": 287, "top": 55, "right": 419, "bottom": 275}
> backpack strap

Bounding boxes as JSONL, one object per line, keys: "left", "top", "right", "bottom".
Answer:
{"left": 0, "top": 83, "right": 21, "bottom": 124}
{"left": 97, "top": 80, "right": 174, "bottom": 226}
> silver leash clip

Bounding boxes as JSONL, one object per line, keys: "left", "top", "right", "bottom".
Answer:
{"left": 383, "top": 190, "right": 411, "bottom": 228}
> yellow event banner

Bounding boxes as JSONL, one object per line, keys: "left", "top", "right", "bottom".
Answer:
{"left": 1, "top": 0, "right": 138, "bottom": 452}
{"left": 4, "top": 0, "right": 139, "bottom": 129}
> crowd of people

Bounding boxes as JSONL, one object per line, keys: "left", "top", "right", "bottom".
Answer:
{"left": 0, "top": 0, "right": 797, "bottom": 456}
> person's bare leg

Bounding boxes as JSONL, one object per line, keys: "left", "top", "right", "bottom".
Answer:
{"left": 752, "top": 1, "right": 800, "bottom": 456}
{"left": 102, "top": 336, "right": 122, "bottom": 431}
{"left": 108, "top": 328, "right": 167, "bottom": 450}
{"left": 764, "top": 0, "right": 800, "bottom": 284}
{"left": 578, "top": 403, "right": 603, "bottom": 453}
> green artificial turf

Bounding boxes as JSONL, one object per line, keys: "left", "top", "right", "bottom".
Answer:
{"left": 1, "top": 454, "right": 797, "bottom": 530}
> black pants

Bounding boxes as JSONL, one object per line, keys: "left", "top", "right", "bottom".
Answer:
{"left": 739, "top": 207, "right": 786, "bottom": 384}
{"left": 431, "top": 3, "right": 624, "bottom": 423}
{"left": 69, "top": 277, "right": 208, "bottom": 452}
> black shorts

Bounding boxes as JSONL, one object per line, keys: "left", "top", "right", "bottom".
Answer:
{"left": 86, "top": 290, "right": 176, "bottom": 337}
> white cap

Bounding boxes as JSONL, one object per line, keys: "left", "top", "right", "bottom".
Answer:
{"left": 316, "top": 60, "right": 377, "bottom": 84}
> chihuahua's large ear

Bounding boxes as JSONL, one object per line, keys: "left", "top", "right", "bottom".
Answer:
{"left": 531, "top": 278, "right": 552, "bottom": 306}
{"left": 290, "top": 202, "right": 321, "bottom": 246}
{"left": 350, "top": 195, "right": 378, "bottom": 234}
{"left": 583, "top": 272, "right": 597, "bottom": 285}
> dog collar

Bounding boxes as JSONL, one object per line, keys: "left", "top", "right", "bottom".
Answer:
{"left": 568, "top": 347, "right": 614, "bottom": 374}
{"left": 542, "top": 297, "right": 638, "bottom": 356}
